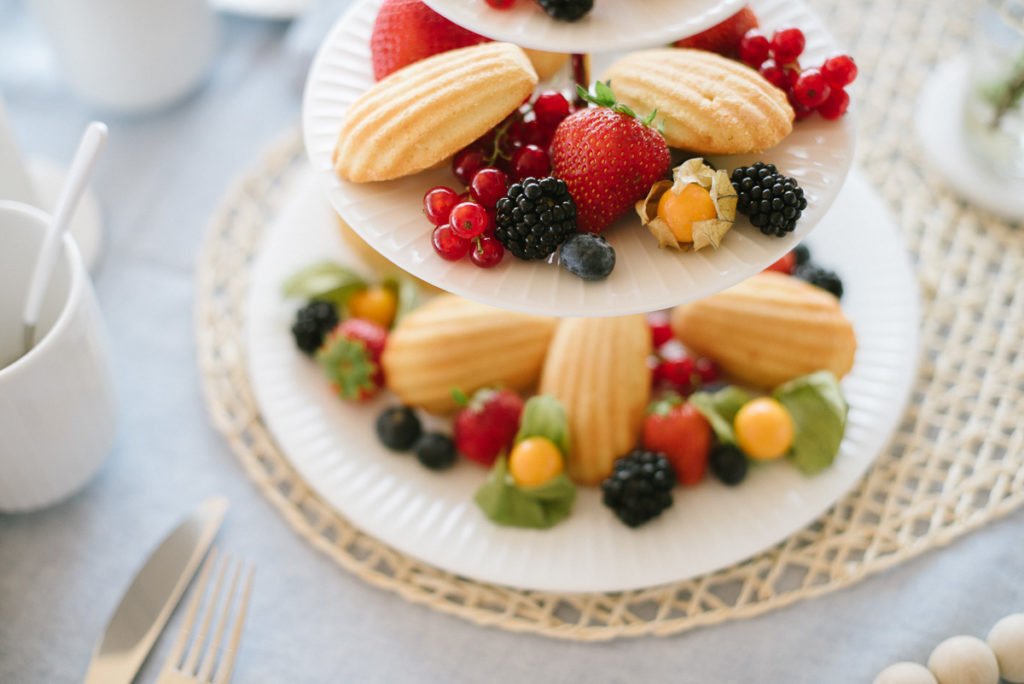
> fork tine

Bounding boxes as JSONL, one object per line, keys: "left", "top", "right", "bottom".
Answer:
{"left": 197, "top": 558, "right": 242, "bottom": 683}
{"left": 164, "top": 547, "right": 219, "bottom": 670}
{"left": 183, "top": 552, "right": 231, "bottom": 675}
{"left": 214, "top": 563, "right": 254, "bottom": 684}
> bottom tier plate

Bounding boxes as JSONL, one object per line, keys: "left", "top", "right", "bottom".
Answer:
{"left": 246, "top": 169, "right": 919, "bottom": 593}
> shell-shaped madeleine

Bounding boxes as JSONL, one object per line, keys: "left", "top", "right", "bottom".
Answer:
{"left": 382, "top": 295, "right": 556, "bottom": 414}
{"left": 333, "top": 43, "right": 538, "bottom": 182}
{"left": 603, "top": 48, "right": 794, "bottom": 154}
{"left": 671, "top": 272, "right": 857, "bottom": 390}
{"left": 539, "top": 316, "right": 652, "bottom": 486}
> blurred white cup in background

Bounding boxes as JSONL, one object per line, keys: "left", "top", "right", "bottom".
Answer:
{"left": 0, "top": 200, "right": 117, "bottom": 512}
{"left": 28, "top": 0, "right": 219, "bottom": 114}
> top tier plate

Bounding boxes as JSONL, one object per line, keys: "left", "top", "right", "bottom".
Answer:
{"left": 421, "top": 0, "right": 745, "bottom": 53}
{"left": 303, "top": 0, "right": 854, "bottom": 317}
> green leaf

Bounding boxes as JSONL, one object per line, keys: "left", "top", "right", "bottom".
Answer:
{"left": 689, "top": 386, "right": 752, "bottom": 444}
{"left": 382, "top": 276, "right": 420, "bottom": 325}
{"left": 473, "top": 457, "right": 576, "bottom": 529}
{"left": 773, "top": 371, "right": 848, "bottom": 475}
{"left": 283, "top": 262, "right": 367, "bottom": 301}
{"left": 450, "top": 387, "right": 470, "bottom": 407}
{"left": 515, "top": 395, "right": 570, "bottom": 456}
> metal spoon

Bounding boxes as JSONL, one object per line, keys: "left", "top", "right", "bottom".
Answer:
{"left": 20, "top": 122, "right": 107, "bottom": 357}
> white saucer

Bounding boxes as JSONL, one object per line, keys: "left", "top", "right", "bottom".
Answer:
{"left": 29, "top": 158, "right": 104, "bottom": 273}
{"left": 303, "top": 0, "right": 855, "bottom": 317}
{"left": 246, "top": 167, "right": 919, "bottom": 593}
{"left": 421, "top": 0, "right": 744, "bottom": 53}
{"left": 915, "top": 56, "right": 1024, "bottom": 222}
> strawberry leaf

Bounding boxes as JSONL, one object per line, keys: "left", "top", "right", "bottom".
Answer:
{"left": 576, "top": 80, "right": 660, "bottom": 129}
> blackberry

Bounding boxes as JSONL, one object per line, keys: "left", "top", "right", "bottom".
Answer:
{"left": 415, "top": 432, "right": 457, "bottom": 471}
{"left": 731, "top": 162, "right": 807, "bottom": 238}
{"left": 601, "top": 450, "right": 676, "bottom": 528}
{"left": 560, "top": 233, "right": 615, "bottom": 281}
{"left": 536, "top": 0, "right": 593, "bottom": 22}
{"left": 709, "top": 444, "right": 748, "bottom": 486}
{"left": 494, "top": 176, "right": 577, "bottom": 260}
{"left": 793, "top": 243, "right": 811, "bottom": 266}
{"left": 376, "top": 406, "right": 422, "bottom": 452}
{"left": 794, "top": 263, "right": 844, "bottom": 299}
{"left": 291, "top": 301, "right": 339, "bottom": 355}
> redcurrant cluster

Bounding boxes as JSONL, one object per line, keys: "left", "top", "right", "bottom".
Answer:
{"left": 424, "top": 90, "right": 575, "bottom": 268}
{"left": 738, "top": 26, "right": 857, "bottom": 120}
{"left": 647, "top": 315, "right": 721, "bottom": 395}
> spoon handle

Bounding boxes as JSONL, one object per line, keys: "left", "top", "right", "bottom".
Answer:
{"left": 22, "top": 122, "right": 107, "bottom": 339}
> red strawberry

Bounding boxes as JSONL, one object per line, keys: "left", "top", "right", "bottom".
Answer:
{"left": 673, "top": 6, "right": 759, "bottom": 58}
{"left": 551, "top": 82, "right": 671, "bottom": 233}
{"left": 316, "top": 318, "right": 388, "bottom": 401}
{"left": 763, "top": 251, "right": 796, "bottom": 275}
{"left": 453, "top": 388, "right": 524, "bottom": 466}
{"left": 647, "top": 314, "right": 674, "bottom": 349}
{"left": 370, "top": 0, "right": 491, "bottom": 81}
{"left": 642, "top": 396, "right": 713, "bottom": 486}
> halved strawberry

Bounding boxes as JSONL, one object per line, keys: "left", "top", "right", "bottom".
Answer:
{"left": 453, "top": 388, "right": 524, "bottom": 466}
{"left": 316, "top": 318, "right": 388, "bottom": 401}
{"left": 673, "top": 6, "right": 759, "bottom": 58}
{"left": 550, "top": 82, "right": 671, "bottom": 233}
{"left": 371, "top": 0, "right": 491, "bottom": 81}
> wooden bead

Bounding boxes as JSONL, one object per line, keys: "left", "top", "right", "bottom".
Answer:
{"left": 874, "top": 661, "right": 939, "bottom": 684}
{"left": 927, "top": 635, "right": 999, "bottom": 684}
{"left": 988, "top": 613, "right": 1024, "bottom": 683}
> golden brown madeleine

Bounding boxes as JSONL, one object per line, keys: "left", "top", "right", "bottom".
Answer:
{"left": 333, "top": 43, "right": 538, "bottom": 182}
{"left": 522, "top": 47, "right": 569, "bottom": 81}
{"left": 382, "top": 295, "right": 556, "bottom": 414}
{"left": 603, "top": 48, "right": 794, "bottom": 154}
{"left": 671, "top": 272, "right": 857, "bottom": 390}
{"left": 539, "top": 316, "right": 652, "bottom": 486}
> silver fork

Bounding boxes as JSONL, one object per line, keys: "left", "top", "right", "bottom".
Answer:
{"left": 157, "top": 547, "right": 255, "bottom": 684}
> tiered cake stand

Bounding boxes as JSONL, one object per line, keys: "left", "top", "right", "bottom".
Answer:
{"left": 243, "top": 0, "right": 919, "bottom": 592}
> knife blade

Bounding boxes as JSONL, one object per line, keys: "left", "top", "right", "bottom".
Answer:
{"left": 82, "top": 497, "right": 228, "bottom": 684}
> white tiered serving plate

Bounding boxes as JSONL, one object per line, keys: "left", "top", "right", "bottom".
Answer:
{"left": 421, "top": 0, "right": 744, "bottom": 53}
{"left": 303, "top": 0, "right": 855, "bottom": 317}
{"left": 247, "top": 168, "right": 918, "bottom": 593}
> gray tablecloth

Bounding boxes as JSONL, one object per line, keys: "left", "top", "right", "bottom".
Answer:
{"left": 1, "top": 2, "right": 1022, "bottom": 682}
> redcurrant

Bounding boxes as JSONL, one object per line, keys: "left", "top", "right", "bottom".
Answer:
{"left": 422, "top": 186, "right": 459, "bottom": 225}
{"left": 449, "top": 202, "right": 491, "bottom": 239}
{"left": 520, "top": 119, "right": 552, "bottom": 148}
{"left": 738, "top": 29, "right": 771, "bottom": 68}
{"left": 818, "top": 87, "right": 850, "bottom": 120}
{"left": 770, "top": 27, "right": 805, "bottom": 64}
{"left": 470, "top": 168, "right": 509, "bottom": 208}
{"left": 511, "top": 144, "right": 551, "bottom": 181}
{"left": 431, "top": 225, "right": 470, "bottom": 261}
{"left": 649, "top": 319, "right": 673, "bottom": 348}
{"left": 792, "top": 68, "right": 831, "bottom": 108}
{"left": 821, "top": 54, "right": 857, "bottom": 89}
{"left": 532, "top": 91, "right": 571, "bottom": 130}
{"left": 470, "top": 236, "right": 505, "bottom": 268}
{"left": 694, "top": 357, "right": 720, "bottom": 385}
{"left": 452, "top": 148, "right": 486, "bottom": 186}
{"left": 759, "top": 59, "right": 789, "bottom": 89}
{"left": 658, "top": 357, "right": 696, "bottom": 388}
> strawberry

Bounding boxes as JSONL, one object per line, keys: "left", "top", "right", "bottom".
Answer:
{"left": 316, "top": 318, "right": 388, "bottom": 401}
{"left": 453, "top": 388, "right": 524, "bottom": 466}
{"left": 673, "top": 6, "right": 759, "bottom": 58}
{"left": 551, "top": 82, "right": 671, "bottom": 233}
{"left": 642, "top": 395, "right": 713, "bottom": 486}
{"left": 370, "top": 0, "right": 491, "bottom": 81}
{"left": 763, "top": 251, "right": 796, "bottom": 275}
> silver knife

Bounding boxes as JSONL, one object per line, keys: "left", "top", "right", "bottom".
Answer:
{"left": 83, "top": 497, "right": 229, "bottom": 684}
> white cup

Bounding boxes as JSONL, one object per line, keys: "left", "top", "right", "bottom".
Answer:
{"left": 28, "top": 0, "right": 219, "bottom": 114}
{"left": 0, "top": 200, "right": 117, "bottom": 512}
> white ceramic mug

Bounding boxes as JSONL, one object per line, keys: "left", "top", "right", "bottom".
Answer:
{"left": 0, "top": 200, "right": 117, "bottom": 512}
{"left": 28, "top": 0, "right": 219, "bottom": 114}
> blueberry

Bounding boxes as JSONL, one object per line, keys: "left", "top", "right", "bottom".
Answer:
{"left": 793, "top": 243, "right": 811, "bottom": 266}
{"left": 559, "top": 233, "right": 615, "bottom": 281}
{"left": 415, "top": 432, "right": 456, "bottom": 471}
{"left": 709, "top": 444, "right": 748, "bottom": 486}
{"left": 375, "top": 406, "right": 422, "bottom": 451}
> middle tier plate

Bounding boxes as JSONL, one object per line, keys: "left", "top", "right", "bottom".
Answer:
{"left": 303, "top": 0, "right": 854, "bottom": 317}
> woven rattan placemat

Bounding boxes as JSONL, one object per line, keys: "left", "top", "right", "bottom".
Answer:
{"left": 196, "top": 0, "right": 1023, "bottom": 639}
